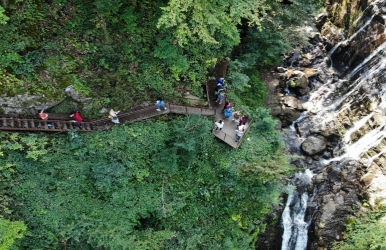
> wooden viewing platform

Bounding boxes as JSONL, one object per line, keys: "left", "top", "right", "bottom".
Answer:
{"left": 212, "top": 118, "right": 252, "bottom": 149}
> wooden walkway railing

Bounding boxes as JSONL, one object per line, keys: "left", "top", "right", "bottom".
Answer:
{"left": 0, "top": 104, "right": 217, "bottom": 133}
{"left": 0, "top": 118, "right": 94, "bottom": 132}
{"left": 0, "top": 103, "right": 249, "bottom": 148}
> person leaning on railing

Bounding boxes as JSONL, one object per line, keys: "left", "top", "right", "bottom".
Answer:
{"left": 69, "top": 110, "right": 84, "bottom": 128}
{"left": 235, "top": 127, "right": 245, "bottom": 142}
{"left": 39, "top": 110, "right": 48, "bottom": 120}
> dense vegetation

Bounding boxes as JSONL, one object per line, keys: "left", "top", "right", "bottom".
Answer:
{"left": 333, "top": 206, "right": 386, "bottom": 250}
{"left": 0, "top": 0, "right": 322, "bottom": 249}
{"left": 0, "top": 113, "right": 293, "bottom": 249}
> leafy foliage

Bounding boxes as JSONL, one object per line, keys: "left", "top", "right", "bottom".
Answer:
{"left": 333, "top": 208, "right": 386, "bottom": 250}
{"left": 0, "top": 112, "right": 293, "bottom": 249}
{"left": 0, "top": 218, "right": 26, "bottom": 250}
{"left": 0, "top": 6, "right": 9, "bottom": 24}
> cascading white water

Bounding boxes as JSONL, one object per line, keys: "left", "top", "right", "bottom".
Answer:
{"left": 281, "top": 0, "right": 386, "bottom": 248}
{"left": 281, "top": 170, "right": 314, "bottom": 250}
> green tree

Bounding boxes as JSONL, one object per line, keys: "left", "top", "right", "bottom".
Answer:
{"left": 333, "top": 208, "right": 386, "bottom": 250}
{"left": 0, "top": 6, "right": 9, "bottom": 24}
{"left": 157, "top": 0, "right": 271, "bottom": 46}
{"left": 0, "top": 218, "right": 26, "bottom": 250}
{"left": 0, "top": 112, "right": 292, "bottom": 249}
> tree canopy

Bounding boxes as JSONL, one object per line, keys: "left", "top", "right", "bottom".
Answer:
{"left": 0, "top": 113, "right": 293, "bottom": 249}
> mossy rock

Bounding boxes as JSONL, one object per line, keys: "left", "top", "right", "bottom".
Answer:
{"left": 289, "top": 80, "right": 298, "bottom": 88}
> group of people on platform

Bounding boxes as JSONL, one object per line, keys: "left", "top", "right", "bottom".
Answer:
{"left": 213, "top": 77, "right": 249, "bottom": 143}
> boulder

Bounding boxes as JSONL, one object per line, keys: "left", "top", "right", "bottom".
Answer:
{"left": 65, "top": 85, "right": 92, "bottom": 103}
{"left": 289, "top": 70, "right": 309, "bottom": 89}
{"left": 281, "top": 96, "right": 306, "bottom": 111}
{"left": 279, "top": 107, "right": 301, "bottom": 127}
{"left": 301, "top": 136, "right": 327, "bottom": 156}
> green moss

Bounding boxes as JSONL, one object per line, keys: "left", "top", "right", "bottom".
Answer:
{"left": 289, "top": 80, "right": 298, "bottom": 88}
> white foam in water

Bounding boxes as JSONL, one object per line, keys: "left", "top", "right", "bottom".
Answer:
{"left": 343, "top": 113, "right": 374, "bottom": 143}
{"left": 281, "top": 170, "right": 314, "bottom": 250}
{"left": 289, "top": 112, "right": 307, "bottom": 132}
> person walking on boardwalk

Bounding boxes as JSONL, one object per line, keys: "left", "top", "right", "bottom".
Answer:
{"left": 215, "top": 91, "right": 225, "bottom": 104}
{"left": 109, "top": 109, "right": 120, "bottom": 124}
{"left": 39, "top": 109, "right": 54, "bottom": 128}
{"left": 214, "top": 120, "right": 224, "bottom": 131}
{"left": 39, "top": 110, "right": 48, "bottom": 120}
{"left": 156, "top": 98, "right": 167, "bottom": 111}
{"left": 69, "top": 110, "right": 84, "bottom": 128}
{"left": 216, "top": 77, "right": 226, "bottom": 89}
{"left": 223, "top": 102, "right": 231, "bottom": 111}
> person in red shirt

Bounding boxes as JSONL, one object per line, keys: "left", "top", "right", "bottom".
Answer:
{"left": 39, "top": 110, "right": 48, "bottom": 120}
{"left": 69, "top": 110, "right": 84, "bottom": 128}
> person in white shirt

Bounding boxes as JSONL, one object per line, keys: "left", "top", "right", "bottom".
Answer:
{"left": 214, "top": 120, "right": 224, "bottom": 131}
{"left": 109, "top": 109, "right": 120, "bottom": 124}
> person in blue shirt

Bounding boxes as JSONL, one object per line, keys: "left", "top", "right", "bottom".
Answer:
{"left": 216, "top": 91, "right": 225, "bottom": 104}
{"left": 217, "top": 77, "right": 225, "bottom": 84}
{"left": 224, "top": 107, "right": 233, "bottom": 118}
{"left": 215, "top": 77, "right": 226, "bottom": 91}
{"left": 156, "top": 98, "right": 167, "bottom": 111}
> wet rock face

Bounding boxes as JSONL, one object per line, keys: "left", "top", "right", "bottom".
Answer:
{"left": 262, "top": 1, "right": 386, "bottom": 249}
{"left": 320, "top": 22, "right": 345, "bottom": 51}
{"left": 328, "top": 0, "right": 386, "bottom": 74}
{"left": 325, "top": 0, "right": 365, "bottom": 30}
{"left": 309, "top": 161, "right": 363, "bottom": 249}
{"left": 288, "top": 70, "right": 310, "bottom": 96}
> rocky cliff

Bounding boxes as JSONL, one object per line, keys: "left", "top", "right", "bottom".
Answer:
{"left": 261, "top": 0, "right": 386, "bottom": 249}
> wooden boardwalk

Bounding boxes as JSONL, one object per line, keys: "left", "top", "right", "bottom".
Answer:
{"left": 0, "top": 104, "right": 217, "bottom": 133}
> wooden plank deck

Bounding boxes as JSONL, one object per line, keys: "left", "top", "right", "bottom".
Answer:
{"left": 212, "top": 119, "right": 252, "bottom": 149}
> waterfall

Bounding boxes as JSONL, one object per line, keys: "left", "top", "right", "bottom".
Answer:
{"left": 280, "top": 0, "right": 386, "bottom": 248}
{"left": 281, "top": 170, "right": 314, "bottom": 250}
